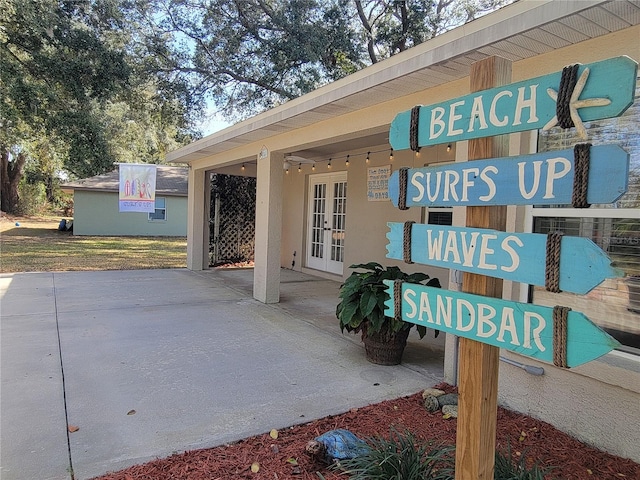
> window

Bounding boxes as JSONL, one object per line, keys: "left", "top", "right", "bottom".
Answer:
{"left": 427, "top": 210, "right": 453, "bottom": 226}
{"left": 148, "top": 197, "right": 166, "bottom": 221}
{"left": 531, "top": 77, "right": 640, "bottom": 354}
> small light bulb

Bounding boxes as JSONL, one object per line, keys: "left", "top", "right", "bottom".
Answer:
{"left": 345, "top": 155, "right": 350, "bottom": 167}
{"left": 415, "top": 150, "right": 421, "bottom": 158}
{"left": 312, "top": 164, "right": 315, "bottom": 171}
{"left": 447, "top": 144, "right": 451, "bottom": 152}
{"left": 298, "top": 163, "right": 302, "bottom": 172}
{"left": 241, "top": 164, "right": 245, "bottom": 171}
{"left": 366, "top": 152, "right": 370, "bottom": 163}
{"left": 390, "top": 149, "right": 394, "bottom": 161}
{"left": 328, "top": 158, "right": 332, "bottom": 169}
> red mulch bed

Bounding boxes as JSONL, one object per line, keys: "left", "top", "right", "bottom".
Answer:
{"left": 94, "top": 384, "right": 639, "bottom": 480}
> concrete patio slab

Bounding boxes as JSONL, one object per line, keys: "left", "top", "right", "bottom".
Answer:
{"left": 1, "top": 269, "right": 444, "bottom": 480}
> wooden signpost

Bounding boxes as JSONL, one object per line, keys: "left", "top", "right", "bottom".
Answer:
{"left": 382, "top": 281, "right": 620, "bottom": 367}
{"left": 382, "top": 53, "right": 637, "bottom": 480}
{"left": 389, "top": 56, "right": 638, "bottom": 149}
{"left": 386, "top": 223, "right": 623, "bottom": 295}
{"left": 388, "top": 145, "right": 629, "bottom": 208}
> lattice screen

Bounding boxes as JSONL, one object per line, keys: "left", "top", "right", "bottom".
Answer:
{"left": 209, "top": 174, "right": 256, "bottom": 266}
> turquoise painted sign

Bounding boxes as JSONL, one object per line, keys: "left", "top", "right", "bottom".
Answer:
{"left": 382, "top": 281, "right": 620, "bottom": 367}
{"left": 386, "top": 223, "right": 623, "bottom": 295}
{"left": 388, "top": 144, "right": 628, "bottom": 208}
{"left": 389, "top": 56, "right": 638, "bottom": 150}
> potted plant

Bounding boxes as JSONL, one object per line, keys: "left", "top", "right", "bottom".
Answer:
{"left": 336, "top": 262, "right": 441, "bottom": 365}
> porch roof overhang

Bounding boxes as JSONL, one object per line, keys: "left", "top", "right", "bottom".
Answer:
{"left": 167, "top": 0, "right": 640, "bottom": 167}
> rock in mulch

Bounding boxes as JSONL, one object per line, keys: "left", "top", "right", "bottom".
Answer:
{"left": 422, "top": 388, "right": 446, "bottom": 398}
{"left": 424, "top": 391, "right": 458, "bottom": 414}
{"left": 442, "top": 404, "right": 458, "bottom": 418}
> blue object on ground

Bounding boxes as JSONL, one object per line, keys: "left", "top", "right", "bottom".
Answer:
{"left": 314, "top": 429, "right": 370, "bottom": 462}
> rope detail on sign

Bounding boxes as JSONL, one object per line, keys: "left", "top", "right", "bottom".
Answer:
{"left": 398, "top": 167, "right": 410, "bottom": 210}
{"left": 553, "top": 305, "right": 571, "bottom": 368}
{"left": 409, "top": 105, "right": 421, "bottom": 154}
{"left": 393, "top": 279, "right": 403, "bottom": 322}
{"left": 545, "top": 232, "right": 563, "bottom": 292}
{"left": 403, "top": 221, "right": 415, "bottom": 264}
{"left": 572, "top": 143, "right": 592, "bottom": 208}
{"left": 556, "top": 64, "right": 579, "bottom": 129}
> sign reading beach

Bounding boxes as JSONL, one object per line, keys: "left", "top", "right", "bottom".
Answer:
{"left": 389, "top": 56, "right": 637, "bottom": 149}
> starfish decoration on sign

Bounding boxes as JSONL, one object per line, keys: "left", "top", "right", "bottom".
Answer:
{"left": 543, "top": 67, "right": 611, "bottom": 139}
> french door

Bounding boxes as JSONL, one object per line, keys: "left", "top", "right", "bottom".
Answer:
{"left": 306, "top": 172, "right": 347, "bottom": 275}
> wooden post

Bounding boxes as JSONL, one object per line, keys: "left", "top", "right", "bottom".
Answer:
{"left": 455, "top": 56, "right": 511, "bottom": 480}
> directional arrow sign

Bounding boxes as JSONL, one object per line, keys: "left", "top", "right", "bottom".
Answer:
{"left": 386, "top": 223, "right": 623, "bottom": 295}
{"left": 382, "top": 281, "right": 620, "bottom": 367}
{"left": 389, "top": 56, "right": 638, "bottom": 150}
{"left": 388, "top": 144, "right": 628, "bottom": 208}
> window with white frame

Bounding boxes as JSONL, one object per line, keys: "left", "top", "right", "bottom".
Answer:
{"left": 531, "top": 77, "right": 640, "bottom": 354}
{"left": 148, "top": 197, "right": 166, "bottom": 221}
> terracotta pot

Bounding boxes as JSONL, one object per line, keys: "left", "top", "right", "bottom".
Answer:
{"left": 362, "top": 328, "right": 410, "bottom": 365}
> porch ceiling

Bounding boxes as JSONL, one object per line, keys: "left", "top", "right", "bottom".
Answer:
{"left": 167, "top": 0, "right": 640, "bottom": 165}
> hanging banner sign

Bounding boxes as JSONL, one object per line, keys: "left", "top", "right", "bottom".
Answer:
{"left": 388, "top": 144, "right": 628, "bottom": 208}
{"left": 389, "top": 56, "right": 638, "bottom": 150}
{"left": 386, "top": 223, "right": 623, "bottom": 295}
{"left": 382, "top": 281, "right": 620, "bottom": 367}
{"left": 119, "top": 163, "right": 157, "bottom": 213}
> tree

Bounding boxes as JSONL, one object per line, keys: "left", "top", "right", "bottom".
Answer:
{"left": 142, "top": 0, "right": 363, "bottom": 119}
{"left": 144, "top": 0, "right": 514, "bottom": 121}
{"left": 1, "top": 0, "right": 198, "bottom": 212}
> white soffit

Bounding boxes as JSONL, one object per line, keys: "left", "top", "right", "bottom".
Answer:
{"left": 167, "top": 0, "right": 640, "bottom": 163}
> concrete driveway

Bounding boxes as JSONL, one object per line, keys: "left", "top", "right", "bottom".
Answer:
{"left": 1, "top": 268, "right": 444, "bottom": 480}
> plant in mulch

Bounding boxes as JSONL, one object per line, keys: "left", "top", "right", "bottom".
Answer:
{"left": 494, "top": 442, "right": 555, "bottom": 480}
{"left": 331, "top": 428, "right": 455, "bottom": 480}
{"left": 327, "top": 429, "right": 555, "bottom": 480}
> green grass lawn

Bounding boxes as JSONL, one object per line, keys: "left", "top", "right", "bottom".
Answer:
{"left": 1, "top": 215, "right": 187, "bottom": 273}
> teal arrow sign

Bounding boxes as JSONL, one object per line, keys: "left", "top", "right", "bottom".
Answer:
{"left": 388, "top": 144, "right": 628, "bottom": 208}
{"left": 383, "top": 281, "right": 620, "bottom": 368}
{"left": 389, "top": 56, "right": 638, "bottom": 150}
{"left": 386, "top": 223, "right": 623, "bottom": 294}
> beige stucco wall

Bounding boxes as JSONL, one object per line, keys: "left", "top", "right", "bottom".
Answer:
{"left": 73, "top": 190, "right": 187, "bottom": 236}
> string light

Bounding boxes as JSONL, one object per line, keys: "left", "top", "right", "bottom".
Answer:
{"left": 241, "top": 164, "right": 245, "bottom": 171}
{"left": 282, "top": 145, "right": 410, "bottom": 171}
{"left": 447, "top": 144, "right": 452, "bottom": 152}
{"left": 415, "top": 149, "right": 421, "bottom": 158}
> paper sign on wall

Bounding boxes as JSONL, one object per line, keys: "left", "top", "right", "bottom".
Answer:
{"left": 367, "top": 165, "right": 391, "bottom": 201}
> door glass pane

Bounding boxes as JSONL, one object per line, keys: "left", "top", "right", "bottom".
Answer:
{"left": 331, "top": 181, "right": 347, "bottom": 263}
{"left": 311, "top": 183, "right": 326, "bottom": 259}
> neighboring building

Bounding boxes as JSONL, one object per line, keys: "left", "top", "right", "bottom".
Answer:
{"left": 167, "top": 0, "right": 640, "bottom": 463}
{"left": 61, "top": 165, "right": 188, "bottom": 236}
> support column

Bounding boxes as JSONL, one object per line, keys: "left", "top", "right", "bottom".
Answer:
{"left": 253, "top": 150, "right": 283, "bottom": 303}
{"left": 187, "top": 166, "right": 207, "bottom": 271}
{"left": 455, "top": 56, "right": 511, "bottom": 480}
